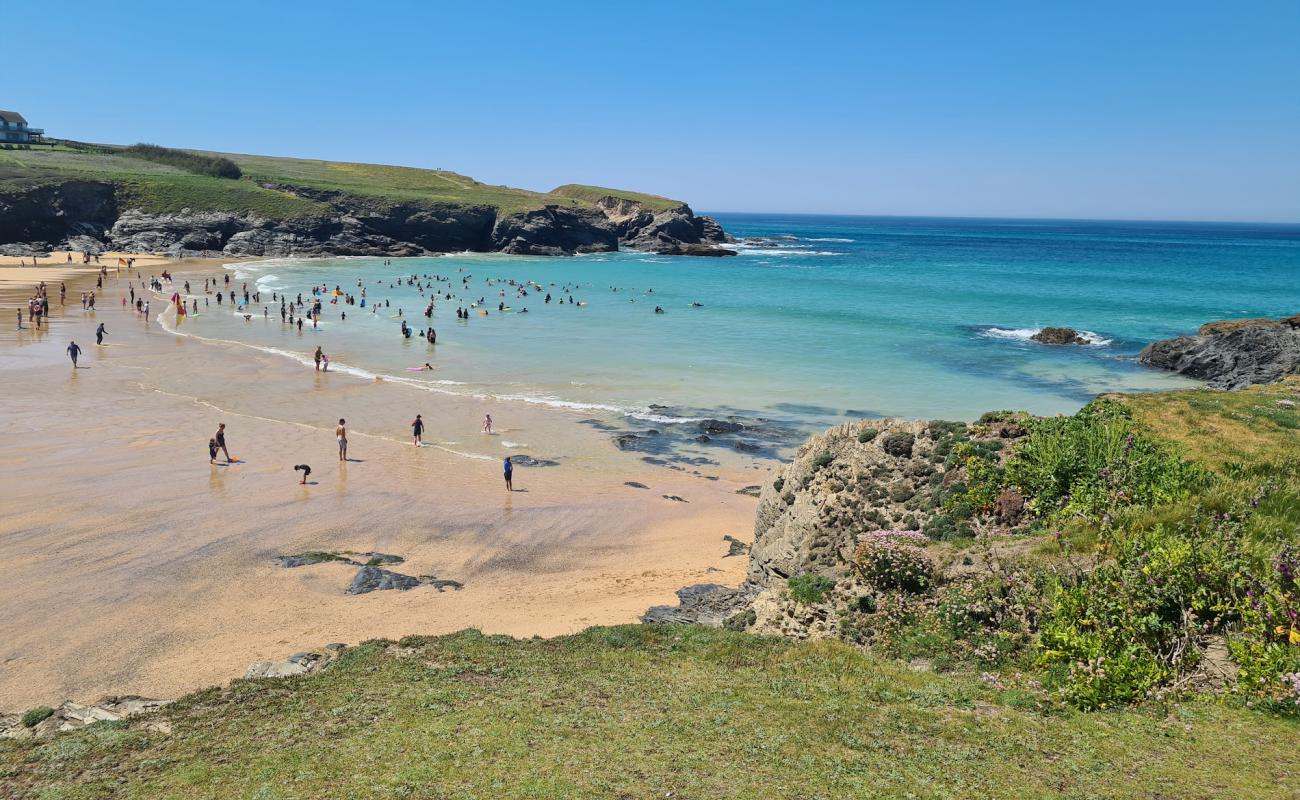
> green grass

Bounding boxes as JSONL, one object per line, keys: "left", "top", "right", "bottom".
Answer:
{"left": 2, "top": 626, "right": 1296, "bottom": 799}
{"left": 1107, "top": 377, "right": 1300, "bottom": 472}
{"left": 551, "top": 183, "right": 685, "bottom": 211}
{"left": 0, "top": 145, "right": 615, "bottom": 218}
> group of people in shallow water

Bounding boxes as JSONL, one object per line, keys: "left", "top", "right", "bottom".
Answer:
{"left": 39, "top": 259, "right": 654, "bottom": 496}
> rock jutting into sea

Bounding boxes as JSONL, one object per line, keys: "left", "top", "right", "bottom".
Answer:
{"left": 1138, "top": 315, "right": 1300, "bottom": 388}
{"left": 0, "top": 179, "right": 733, "bottom": 259}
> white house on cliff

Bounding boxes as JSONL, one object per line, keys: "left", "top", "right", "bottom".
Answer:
{"left": 0, "top": 111, "right": 43, "bottom": 144}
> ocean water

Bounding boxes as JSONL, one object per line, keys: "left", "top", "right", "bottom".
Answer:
{"left": 181, "top": 214, "right": 1299, "bottom": 457}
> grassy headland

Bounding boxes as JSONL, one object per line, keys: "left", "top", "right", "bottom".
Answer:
{"left": 0, "top": 143, "right": 691, "bottom": 218}
{"left": 551, "top": 183, "right": 685, "bottom": 212}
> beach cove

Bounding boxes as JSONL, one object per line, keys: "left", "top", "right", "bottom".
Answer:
{"left": 0, "top": 257, "right": 756, "bottom": 708}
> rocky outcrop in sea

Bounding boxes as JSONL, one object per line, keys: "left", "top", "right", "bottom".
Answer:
{"left": 1138, "top": 315, "right": 1300, "bottom": 388}
{"left": 0, "top": 180, "right": 733, "bottom": 259}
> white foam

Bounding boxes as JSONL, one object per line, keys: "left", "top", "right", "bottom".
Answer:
{"left": 980, "top": 327, "right": 1112, "bottom": 346}
{"left": 805, "top": 237, "right": 855, "bottom": 242}
{"left": 158, "top": 305, "right": 709, "bottom": 427}
{"left": 501, "top": 440, "right": 528, "bottom": 448}
{"left": 730, "top": 244, "right": 842, "bottom": 256}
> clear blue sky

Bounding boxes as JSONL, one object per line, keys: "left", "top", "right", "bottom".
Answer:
{"left": 9, "top": 0, "right": 1299, "bottom": 221}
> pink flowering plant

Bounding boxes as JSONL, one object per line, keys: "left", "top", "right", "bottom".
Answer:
{"left": 854, "top": 530, "right": 934, "bottom": 593}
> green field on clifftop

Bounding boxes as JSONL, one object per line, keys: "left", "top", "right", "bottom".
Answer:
{"left": 0, "top": 144, "right": 688, "bottom": 218}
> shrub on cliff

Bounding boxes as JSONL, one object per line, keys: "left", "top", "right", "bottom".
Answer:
{"left": 951, "top": 399, "right": 1209, "bottom": 524}
{"left": 121, "top": 143, "right": 243, "bottom": 179}
{"left": 788, "top": 574, "right": 836, "bottom": 605}
{"left": 854, "top": 530, "right": 934, "bottom": 593}
{"left": 881, "top": 431, "right": 915, "bottom": 458}
{"left": 1038, "top": 480, "right": 1300, "bottom": 710}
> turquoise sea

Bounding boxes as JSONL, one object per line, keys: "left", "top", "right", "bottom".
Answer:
{"left": 200, "top": 214, "right": 1300, "bottom": 457}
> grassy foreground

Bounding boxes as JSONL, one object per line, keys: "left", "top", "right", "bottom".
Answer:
{"left": 2, "top": 625, "right": 1297, "bottom": 799}
{"left": 0, "top": 145, "right": 689, "bottom": 218}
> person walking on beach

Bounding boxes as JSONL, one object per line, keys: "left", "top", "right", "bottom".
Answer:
{"left": 336, "top": 418, "right": 348, "bottom": 461}
{"left": 67, "top": 341, "right": 82, "bottom": 367}
{"left": 95, "top": 323, "right": 107, "bottom": 345}
{"left": 314, "top": 346, "right": 324, "bottom": 371}
{"left": 482, "top": 414, "right": 493, "bottom": 435}
{"left": 503, "top": 456, "right": 513, "bottom": 491}
{"left": 208, "top": 438, "right": 219, "bottom": 465}
{"left": 411, "top": 414, "right": 425, "bottom": 446}
{"left": 214, "top": 423, "right": 234, "bottom": 463}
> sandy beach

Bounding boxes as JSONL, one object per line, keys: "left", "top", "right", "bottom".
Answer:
{"left": 0, "top": 257, "right": 758, "bottom": 708}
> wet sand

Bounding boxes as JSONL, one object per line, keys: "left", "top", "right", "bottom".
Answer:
{"left": 0, "top": 259, "right": 759, "bottom": 708}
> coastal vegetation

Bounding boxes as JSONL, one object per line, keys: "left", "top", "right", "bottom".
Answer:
{"left": 550, "top": 184, "right": 685, "bottom": 212}
{"left": 0, "top": 144, "right": 688, "bottom": 218}
{"left": 119, "top": 144, "right": 242, "bottom": 180}
{"left": 753, "top": 379, "right": 1300, "bottom": 713}
{"left": 2, "top": 626, "right": 1297, "bottom": 799}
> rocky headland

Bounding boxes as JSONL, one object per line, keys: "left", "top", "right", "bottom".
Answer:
{"left": 0, "top": 180, "right": 733, "bottom": 259}
{"left": 1139, "top": 314, "right": 1300, "bottom": 388}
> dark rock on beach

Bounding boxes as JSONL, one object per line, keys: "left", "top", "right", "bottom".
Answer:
{"left": 624, "top": 481, "right": 649, "bottom": 489}
{"left": 723, "top": 535, "right": 750, "bottom": 557}
{"left": 348, "top": 566, "right": 422, "bottom": 594}
{"left": 640, "top": 583, "right": 760, "bottom": 626}
{"left": 507, "top": 455, "right": 560, "bottom": 467}
{"left": 1139, "top": 316, "right": 1300, "bottom": 388}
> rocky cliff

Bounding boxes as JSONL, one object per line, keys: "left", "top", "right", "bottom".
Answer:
{"left": 643, "top": 416, "right": 1027, "bottom": 633}
{"left": 1138, "top": 315, "right": 1300, "bottom": 389}
{"left": 0, "top": 178, "right": 733, "bottom": 259}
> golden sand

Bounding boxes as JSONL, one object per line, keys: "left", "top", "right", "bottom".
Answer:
{"left": 0, "top": 258, "right": 759, "bottom": 708}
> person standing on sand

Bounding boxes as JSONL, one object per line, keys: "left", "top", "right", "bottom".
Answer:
{"left": 215, "top": 423, "right": 234, "bottom": 463}
{"left": 95, "top": 323, "right": 107, "bottom": 345}
{"left": 503, "top": 456, "right": 513, "bottom": 491}
{"left": 336, "top": 418, "right": 348, "bottom": 461}
{"left": 411, "top": 414, "right": 425, "bottom": 446}
{"left": 67, "top": 341, "right": 81, "bottom": 367}
{"left": 483, "top": 414, "right": 493, "bottom": 435}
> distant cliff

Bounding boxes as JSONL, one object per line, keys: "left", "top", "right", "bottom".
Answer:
{"left": 0, "top": 145, "right": 734, "bottom": 258}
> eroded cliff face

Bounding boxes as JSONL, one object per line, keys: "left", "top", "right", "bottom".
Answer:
{"left": 593, "top": 195, "right": 735, "bottom": 256}
{"left": 643, "top": 417, "right": 1029, "bottom": 636}
{"left": 0, "top": 181, "right": 118, "bottom": 246}
{"left": 0, "top": 179, "right": 733, "bottom": 259}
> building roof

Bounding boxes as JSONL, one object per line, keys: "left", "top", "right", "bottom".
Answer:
{"left": 0, "top": 111, "right": 28, "bottom": 125}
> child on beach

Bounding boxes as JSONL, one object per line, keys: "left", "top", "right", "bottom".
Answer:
{"left": 209, "top": 438, "right": 219, "bottom": 464}
{"left": 215, "top": 423, "right": 234, "bottom": 463}
{"left": 482, "top": 414, "right": 493, "bottom": 434}
{"left": 411, "top": 414, "right": 424, "bottom": 446}
{"left": 503, "top": 456, "right": 513, "bottom": 491}
{"left": 294, "top": 464, "right": 312, "bottom": 484}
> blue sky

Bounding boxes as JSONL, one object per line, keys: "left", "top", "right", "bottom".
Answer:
{"left": 8, "top": 1, "right": 1299, "bottom": 221}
